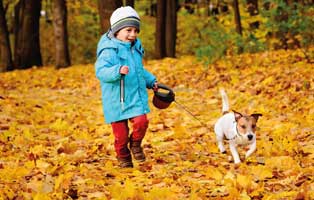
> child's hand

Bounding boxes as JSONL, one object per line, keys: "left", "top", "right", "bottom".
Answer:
{"left": 120, "top": 66, "right": 129, "bottom": 75}
{"left": 153, "top": 82, "right": 158, "bottom": 91}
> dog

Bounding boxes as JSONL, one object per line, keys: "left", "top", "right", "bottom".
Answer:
{"left": 214, "top": 89, "right": 262, "bottom": 164}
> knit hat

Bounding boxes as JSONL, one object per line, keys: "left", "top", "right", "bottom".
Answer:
{"left": 109, "top": 6, "right": 140, "bottom": 37}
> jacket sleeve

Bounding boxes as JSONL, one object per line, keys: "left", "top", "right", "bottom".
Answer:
{"left": 143, "top": 69, "right": 156, "bottom": 89}
{"left": 95, "top": 48, "right": 122, "bottom": 83}
{"left": 134, "top": 39, "right": 157, "bottom": 88}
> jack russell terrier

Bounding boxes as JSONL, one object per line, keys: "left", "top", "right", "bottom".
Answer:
{"left": 214, "top": 89, "right": 262, "bottom": 164}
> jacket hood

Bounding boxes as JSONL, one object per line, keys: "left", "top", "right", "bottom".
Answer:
{"left": 96, "top": 32, "right": 143, "bottom": 58}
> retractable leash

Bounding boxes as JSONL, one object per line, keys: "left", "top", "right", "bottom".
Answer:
{"left": 153, "top": 83, "right": 210, "bottom": 129}
{"left": 174, "top": 100, "right": 209, "bottom": 128}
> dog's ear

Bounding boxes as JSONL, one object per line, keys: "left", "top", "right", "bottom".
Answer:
{"left": 251, "top": 113, "right": 262, "bottom": 122}
{"left": 232, "top": 110, "right": 243, "bottom": 122}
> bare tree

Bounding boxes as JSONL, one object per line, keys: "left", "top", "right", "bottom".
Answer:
{"left": 97, "top": 0, "right": 122, "bottom": 34}
{"left": 155, "top": 0, "right": 166, "bottom": 58}
{"left": 0, "top": 0, "right": 13, "bottom": 72}
{"left": 165, "top": 0, "right": 177, "bottom": 57}
{"left": 14, "top": 0, "right": 42, "bottom": 69}
{"left": 155, "top": 0, "right": 177, "bottom": 58}
{"left": 53, "top": 0, "right": 70, "bottom": 68}
{"left": 233, "top": 0, "right": 242, "bottom": 36}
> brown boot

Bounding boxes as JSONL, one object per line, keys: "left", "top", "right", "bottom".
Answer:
{"left": 130, "top": 141, "right": 146, "bottom": 162}
{"left": 118, "top": 156, "right": 133, "bottom": 168}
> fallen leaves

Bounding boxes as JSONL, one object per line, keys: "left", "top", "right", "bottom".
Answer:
{"left": 1, "top": 48, "right": 314, "bottom": 199}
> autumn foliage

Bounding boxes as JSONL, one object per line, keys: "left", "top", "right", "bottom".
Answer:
{"left": 0, "top": 48, "right": 314, "bottom": 199}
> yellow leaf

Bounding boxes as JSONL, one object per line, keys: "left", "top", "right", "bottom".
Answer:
{"left": 33, "top": 193, "right": 52, "bottom": 200}
{"left": 87, "top": 192, "right": 106, "bottom": 199}
{"left": 205, "top": 166, "right": 223, "bottom": 181}
{"left": 54, "top": 172, "right": 73, "bottom": 191}
{"left": 50, "top": 118, "right": 69, "bottom": 131}
{"left": 110, "top": 179, "right": 144, "bottom": 199}
{"left": 263, "top": 191, "right": 299, "bottom": 199}
{"left": 301, "top": 144, "right": 314, "bottom": 154}
{"left": 265, "top": 156, "right": 299, "bottom": 171}
{"left": 145, "top": 187, "right": 177, "bottom": 200}
{"left": 261, "top": 76, "right": 274, "bottom": 85}
{"left": 251, "top": 165, "right": 273, "bottom": 181}
{"left": 240, "top": 191, "right": 251, "bottom": 200}
{"left": 36, "top": 160, "right": 51, "bottom": 170}
{"left": 236, "top": 174, "right": 252, "bottom": 190}
{"left": 172, "top": 120, "right": 188, "bottom": 139}
{"left": 223, "top": 171, "right": 236, "bottom": 187}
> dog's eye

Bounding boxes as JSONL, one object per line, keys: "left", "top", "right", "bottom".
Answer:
{"left": 241, "top": 125, "right": 246, "bottom": 129}
{"left": 252, "top": 124, "right": 256, "bottom": 129}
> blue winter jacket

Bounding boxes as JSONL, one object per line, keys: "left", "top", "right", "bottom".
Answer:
{"left": 95, "top": 33, "right": 156, "bottom": 124}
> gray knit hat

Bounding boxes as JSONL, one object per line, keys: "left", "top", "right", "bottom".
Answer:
{"left": 109, "top": 6, "right": 140, "bottom": 38}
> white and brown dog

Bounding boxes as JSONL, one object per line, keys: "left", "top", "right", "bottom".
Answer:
{"left": 214, "top": 89, "right": 262, "bottom": 164}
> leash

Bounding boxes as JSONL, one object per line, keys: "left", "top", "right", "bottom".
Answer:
{"left": 173, "top": 100, "right": 217, "bottom": 144}
{"left": 153, "top": 83, "right": 212, "bottom": 131}
{"left": 174, "top": 100, "right": 210, "bottom": 129}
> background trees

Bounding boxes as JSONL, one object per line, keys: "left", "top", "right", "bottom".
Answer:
{"left": 0, "top": 0, "right": 313, "bottom": 73}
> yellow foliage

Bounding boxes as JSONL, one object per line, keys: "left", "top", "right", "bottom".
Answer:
{"left": 1, "top": 48, "right": 314, "bottom": 199}
{"left": 145, "top": 187, "right": 177, "bottom": 200}
{"left": 250, "top": 165, "right": 273, "bottom": 181}
{"left": 109, "top": 179, "right": 144, "bottom": 200}
{"left": 205, "top": 166, "right": 223, "bottom": 181}
{"left": 236, "top": 174, "right": 252, "bottom": 190}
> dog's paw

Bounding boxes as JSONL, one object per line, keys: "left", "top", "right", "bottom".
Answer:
{"left": 228, "top": 155, "right": 233, "bottom": 162}
{"left": 234, "top": 163, "right": 241, "bottom": 169}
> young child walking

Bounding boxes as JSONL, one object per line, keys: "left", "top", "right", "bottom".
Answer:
{"left": 95, "top": 6, "right": 157, "bottom": 168}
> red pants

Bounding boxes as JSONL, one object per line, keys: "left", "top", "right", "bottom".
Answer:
{"left": 111, "top": 114, "right": 148, "bottom": 159}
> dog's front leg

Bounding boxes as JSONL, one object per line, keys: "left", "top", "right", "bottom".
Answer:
{"left": 214, "top": 127, "right": 226, "bottom": 153}
{"left": 229, "top": 142, "right": 241, "bottom": 164}
{"left": 245, "top": 140, "right": 256, "bottom": 159}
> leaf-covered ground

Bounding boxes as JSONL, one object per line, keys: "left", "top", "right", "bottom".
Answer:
{"left": 1, "top": 49, "right": 314, "bottom": 199}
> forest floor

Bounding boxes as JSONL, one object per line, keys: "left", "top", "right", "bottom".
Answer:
{"left": 1, "top": 48, "right": 314, "bottom": 199}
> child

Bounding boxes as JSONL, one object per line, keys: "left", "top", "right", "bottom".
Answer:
{"left": 95, "top": 6, "right": 157, "bottom": 168}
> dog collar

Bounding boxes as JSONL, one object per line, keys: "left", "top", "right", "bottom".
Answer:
{"left": 226, "top": 121, "right": 243, "bottom": 141}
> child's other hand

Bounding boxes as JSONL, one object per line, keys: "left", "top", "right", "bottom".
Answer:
{"left": 120, "top": 66, "right": 129, "bottom": 75}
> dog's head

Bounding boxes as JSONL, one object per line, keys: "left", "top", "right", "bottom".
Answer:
{"left": 233, "top": 110, "right": 262, "bottom": 141}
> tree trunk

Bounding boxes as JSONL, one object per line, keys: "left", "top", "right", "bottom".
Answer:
{"left": 0, "top": 0, "right": 13, "bottom": 72}
{"left": 14, "top": 0, "right": 42, "bottom": 69}
{"left": 97, "top": 0, "right": 122, "bottom": 35}
{"left": 156, "top": 0, "right": 177, "bottom": 59}
{"left": 125, "top": 0, "right": 134, "bottom": 7}
{"left": 155, "top": 0, "right": 166, "bottom": 58}
{"left": 233, "top": 0, "right": 242, "bottom": 36}
{"left": 53, "top": 0, "right": 70, "bottom": 68}
{"left": 165, "top": 0, "right": 177, "bottom": 57}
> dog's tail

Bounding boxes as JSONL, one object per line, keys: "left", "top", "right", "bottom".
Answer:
{"left": 220, "top": 88, "right": 229, "bottom": 114}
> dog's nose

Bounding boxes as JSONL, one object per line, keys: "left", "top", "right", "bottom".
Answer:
{"left": 248, "top": 134, "right": 253, "bottom": 140}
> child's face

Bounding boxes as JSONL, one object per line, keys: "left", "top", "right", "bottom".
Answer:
{"left": 115, "top": 27, "right": 139, "bottom": 43}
